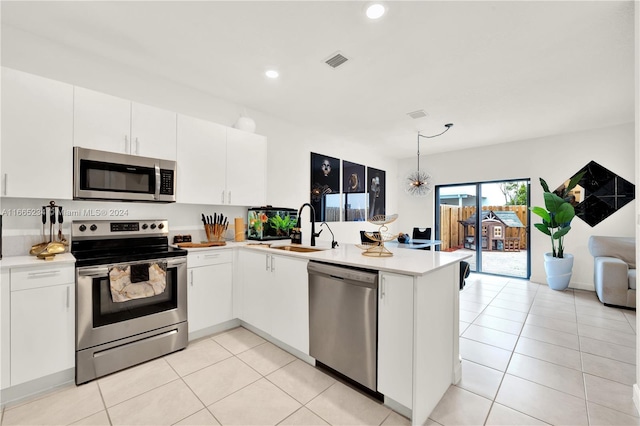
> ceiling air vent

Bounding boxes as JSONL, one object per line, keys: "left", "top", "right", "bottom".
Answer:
{"left": 325, "top": 52, "right": 349, "bottom": 69}
{"left": 407, "top": 110, "right": 428, "bottom": 119}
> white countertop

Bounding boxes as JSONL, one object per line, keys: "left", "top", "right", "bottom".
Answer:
{"left": 243, "top": 242, "right": 471, "bottom": 276}
{"left": 1, "top": 252, "right": 76, "bottom": 270}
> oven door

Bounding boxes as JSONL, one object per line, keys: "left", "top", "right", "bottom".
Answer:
{"left": 76, "top": 256, "right": 187, "bottom": 351}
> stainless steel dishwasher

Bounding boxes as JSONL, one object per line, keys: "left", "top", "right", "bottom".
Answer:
{"left": 308, "top": 261, "right": 378, "bottom": 392}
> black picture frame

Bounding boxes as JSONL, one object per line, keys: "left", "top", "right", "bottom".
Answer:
{"left": 367, "top": 167, "right": 386, "bottom": 218}
{"left": 310, "top": 152, "right": 341, "bottom": 222}
{"left": 343, "top": 161, "right": 366, "bottom": 221}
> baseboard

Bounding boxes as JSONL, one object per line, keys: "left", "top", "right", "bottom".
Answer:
{"left": 384, "top": 395, "right": 411, "bottom": 419}
{"left": 0, "top": 368, "right": 74, "bottom": 408}
{"left": 188, "top": 318, "right": 241, "bottom": 341}
{"left": 633, "top": 384, "right": 640, "bottom": 416}
{"left": 239, "top": 321, "right": 315, "bottom": 365}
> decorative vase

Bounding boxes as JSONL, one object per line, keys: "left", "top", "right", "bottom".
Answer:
{"left": 543, "top": 253, "right": 574, "bottom": 290}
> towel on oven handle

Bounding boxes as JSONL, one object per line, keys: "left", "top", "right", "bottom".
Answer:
{"left": 108, "top": 262, "right": 167, "bottom": 303}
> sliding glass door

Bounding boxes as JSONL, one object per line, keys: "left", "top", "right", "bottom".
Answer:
{"left": 435, "top": 179, "right": 531, "bottom": 279}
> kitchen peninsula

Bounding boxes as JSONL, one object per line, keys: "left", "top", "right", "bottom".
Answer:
{"left": 237, "top": 242, "right": 470, "bottom": 425}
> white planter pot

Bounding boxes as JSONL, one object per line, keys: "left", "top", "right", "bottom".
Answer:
{"left": 543, "top": 253, "right": 574, "bottom": 290}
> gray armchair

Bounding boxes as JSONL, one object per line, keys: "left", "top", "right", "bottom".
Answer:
{"left": 588, "top": 236, "right": 636, "bottom": 309}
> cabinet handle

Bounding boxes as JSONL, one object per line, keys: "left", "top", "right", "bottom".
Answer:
{"left": 228, "top": 190, "right": 231, "bottom": 204}
{"left": 204, "top": 253, "right": 220, "bottom": 258}
{"left": 265, "top": 255, "right": 270, "bottom": 271}
{"left": 380, "top": 276, "right": 386, "bottom": 300}
{"left": 2, "top": 173, "right": 6, "bottom": 196}
{"left": 135, "top": 137, "right": 140, "bottom": 155}
{"left": 124, "top": 135, "right": 129, "bottom": 153}
{"left": 66, "top": 286, "right": 70, "bottom": 309}
{"left": 190, "top": 270, "right": 194, "bottom": 286}
{"left": 28, "top": 270, "right": 61, "bottom": 277}
{"left": 221, "top": 191, "right": 225, "bottom": 204}
{"left": 270, "top": 255, "right": 275, "bottom": 272}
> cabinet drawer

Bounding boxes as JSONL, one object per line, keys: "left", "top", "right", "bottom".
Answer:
{"left": 188, "top": 250, "right": 232, "bottom": 268}
{"left": 11, "top": 266, "right": 75, "bottom": 291}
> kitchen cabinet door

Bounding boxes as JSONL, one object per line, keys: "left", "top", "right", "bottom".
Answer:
{"left": 238, "top": 250, "right": 272, "bottom": 333}
{"left": 131, "top": 102, "right": 177, "bottom": 161}
{"left": 187, "top": 250, "right": 234, "bottom": 336}
{"left": 1, "top": 270, "right": 9, "bottom": 390}
{"left": 73, "top": 87, "right": 132, "bottom": 154}
{"left": 1, "top": 68, "right": 74, "bottom": 199}
{"left": 378, "top": 272, "right": 414, "bottom": 409}
{"left": 225, "top": 128, "right": 267, "bottom": 206}
{"left": 11, "top": 282, "right": 75, "bottom": 386}
{"left": 270, "top": 254, "right": 309, "bottom": 354}
{"left": 176, "top": 115, "right": 226, "bottom": 204}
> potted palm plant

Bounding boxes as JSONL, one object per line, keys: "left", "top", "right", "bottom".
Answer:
{"left": 530, "top": 172, "right": 584, "bottom": 290}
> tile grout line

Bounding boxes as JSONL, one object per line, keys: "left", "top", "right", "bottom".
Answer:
{"left": 94, "top": 381, "right": 113, "bottom": 426}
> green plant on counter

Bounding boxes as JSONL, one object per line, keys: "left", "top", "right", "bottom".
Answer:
{"left": 269, "top": 214, "right": 294, "bottom": 236}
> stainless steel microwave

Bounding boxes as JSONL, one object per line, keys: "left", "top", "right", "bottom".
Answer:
{"left": 73, "top": 147, "right": 176, "bottom": 202}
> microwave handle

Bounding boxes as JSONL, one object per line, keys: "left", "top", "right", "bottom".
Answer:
{"left": 154, "top": 163, "right": 161, "bottom": 200}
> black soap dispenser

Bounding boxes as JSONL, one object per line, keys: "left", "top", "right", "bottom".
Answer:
{"left": 290, "top": 227, "right": 302, "bottom": 245}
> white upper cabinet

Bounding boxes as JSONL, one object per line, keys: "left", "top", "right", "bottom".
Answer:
{"left": 177, "top": 116, "right": 267, "bottom": 206}
{"left": 225, "top": 127, "right": 267, "bottom": 206}
{"left": 130, "top": 102, "right": 177, "bottom": 160}
{"left": 73, "top": 87, "right": 132, "bottom": 154}
{"left": 176, "top": 115, "right": 227, "bottom": 204}
{"left": 1, "top": 68, "right": 74, "bottom": 199}
{"left": 74, "top": 87, "right": 177, "bottom": 160}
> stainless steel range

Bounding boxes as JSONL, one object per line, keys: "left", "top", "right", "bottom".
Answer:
{"left": 71, "top": 219, "right": 188, "bottom": 384}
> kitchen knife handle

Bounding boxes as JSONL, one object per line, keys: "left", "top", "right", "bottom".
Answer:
{"left": 42, "top": 207, "right": 47, "bottom": 225}
{"left": 50, "top": 206, "right": 56, "bottom": 225}
{"left": 58, "top": 206, "right": 63, "bottom": 224}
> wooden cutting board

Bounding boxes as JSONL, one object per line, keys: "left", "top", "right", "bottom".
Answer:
{"left": 176, "top": 241, "right": 226, "bottom": 248}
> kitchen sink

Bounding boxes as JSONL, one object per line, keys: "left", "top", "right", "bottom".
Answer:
{"left": 270, "top": 245, "right": 326, "bottom": 253}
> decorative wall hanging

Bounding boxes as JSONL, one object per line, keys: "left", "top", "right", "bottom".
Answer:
{"left": 367, "top": 167, "right": 386, "bottom": 219}
{"left": 555, "top": 160, "right": 635, "bottom": 227}
{"left": 343, "top": 161, "right": 366, "bottom": 221}
{"left": 310, "top": 152, "right": 341, "bottom": 222}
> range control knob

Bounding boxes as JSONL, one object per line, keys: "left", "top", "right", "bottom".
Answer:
{"left": 79, "top": 224, "right": 86, "bottom": 232}
{"left": 150, "top": 223, "right": 157, "bottom": 230}
{"left": 142, "top": 224, "right": 148, "bottom": 230}
{"left": 90, "top": 224, "right": 97, "bottom": 232}
{"left": 158, "top": 223, "right": 165, "bottom": 229}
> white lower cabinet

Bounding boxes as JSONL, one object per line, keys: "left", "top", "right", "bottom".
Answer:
{"left": 378, "top": 272, "right": 414, "bottom": 409}
{"left": 9, "top": 265, "right": 75, "bottom": 386}
{"left": 187, "top": 250, "right": 233, "bottom": 336}
{"left": 239, "top": 250, "right": 309, "bottom": 354}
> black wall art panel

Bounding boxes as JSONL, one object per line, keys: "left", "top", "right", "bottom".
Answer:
{"left": 367, "top": 167, "right": 386, "bottom": 219}
{"left": 310, "top": 152, "right": 341, "bottom": 222}
{"left": 556, "top": 160, "right": 635, "bottom": 227}
{"left": 343, "top": 161, "right": 366, "bottom": 221}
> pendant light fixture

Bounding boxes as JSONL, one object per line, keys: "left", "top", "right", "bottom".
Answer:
{"left": 405, "top": 123, "right": 454, "bottom": 197}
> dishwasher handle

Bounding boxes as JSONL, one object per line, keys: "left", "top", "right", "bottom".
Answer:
{"left": 308, "top": 261, "right": 378, "bottom": 289}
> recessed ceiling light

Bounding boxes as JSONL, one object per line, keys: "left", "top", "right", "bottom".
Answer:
{"left": 265, "top": 70, "right": 279, "bottom": 79}
{"left": 365, "top": 3, "right": 386, "bottom": 20}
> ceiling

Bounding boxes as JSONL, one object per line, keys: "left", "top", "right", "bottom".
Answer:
{"left": 1, "top": 1, "right": 635, "bottom": 158}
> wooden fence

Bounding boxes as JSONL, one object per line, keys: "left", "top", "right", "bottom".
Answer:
{"left": 439, "top": 205, "right": 528, "bottom": 250}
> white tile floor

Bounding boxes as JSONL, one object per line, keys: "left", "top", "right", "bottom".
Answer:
{"left": 1, "top": 273, "right": 637, "bottom": 425}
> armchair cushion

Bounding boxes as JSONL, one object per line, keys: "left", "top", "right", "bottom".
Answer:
{"left": 588, "top": 236, "right": 636, "bottom": 309}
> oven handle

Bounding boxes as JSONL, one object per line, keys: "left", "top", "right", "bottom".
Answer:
{"left": 78, "top": 266, "right": 109, "bottom": 277}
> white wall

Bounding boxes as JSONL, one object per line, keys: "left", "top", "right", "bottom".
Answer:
{"left": 0, "top": 30, "right": 397, "bottom": 247}
{"left": 397, "top": 123, "right": 635, "bottom": 290}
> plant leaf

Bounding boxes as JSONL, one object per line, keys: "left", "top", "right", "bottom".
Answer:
{"left": 565, "top": 170, "right": 586, "bottom": 195}
{"left": 539, "top": 178, "right": 550, "bottom": 193}
{"left": 530, "top": 206, "right": 551, "bottom": 222}
{"left": 534, "top": 223, "right": 551, "bottom": 236}
{"left": 543, "top": 192, "right": 566, "bottom": 214}
{"left": 554, "top": 202, "right": 575, "bottom": 224}
{"left": 553, "top": 225, "right": 571, "bottom": 239}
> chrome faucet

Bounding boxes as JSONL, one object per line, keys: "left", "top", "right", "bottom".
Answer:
{"left": 296, "top": 203, "right": 321, "bottom": 246}
{"left": 321, "top": 222, "right": 338, "bottom": 249}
